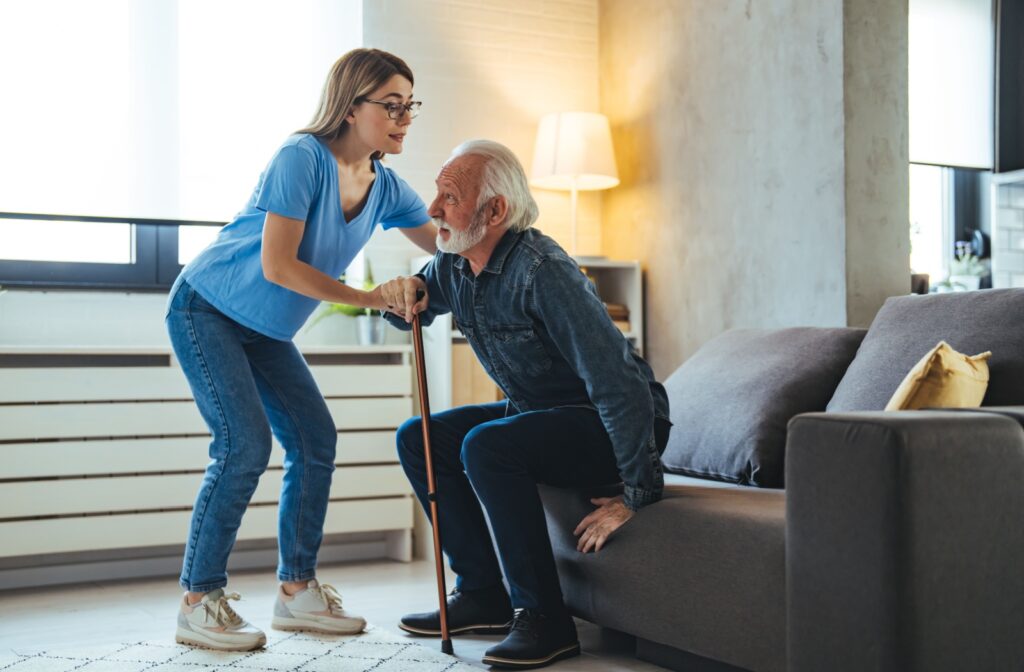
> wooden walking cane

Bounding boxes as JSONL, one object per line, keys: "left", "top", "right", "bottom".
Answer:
{"left": 411, "top": 294, "right": 454, "bottom": 655}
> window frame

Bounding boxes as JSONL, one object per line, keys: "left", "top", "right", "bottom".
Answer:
{"left": 0, "top": 212, "right": 223, "bottom": 291}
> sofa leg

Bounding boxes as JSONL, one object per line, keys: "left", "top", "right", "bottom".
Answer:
{"left": 589, "top": 622, "right": 634, "bottom": 655}
{"left": 636, "top": 638, "right": 754, "bottom": 672}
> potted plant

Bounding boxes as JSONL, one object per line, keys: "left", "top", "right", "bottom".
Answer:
{"left": 307, "top": 259, "right": 387, "bottom": 345}
{"left": 947, "top": 243, "right": 987, "bottom": 291}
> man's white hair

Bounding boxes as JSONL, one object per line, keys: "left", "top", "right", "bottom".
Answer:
{"left": 446, "top": 139, "right": 539, "bottom": 233}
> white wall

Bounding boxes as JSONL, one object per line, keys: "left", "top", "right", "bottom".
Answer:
{"left": 362, "top": 0, "right": 603, "bottom": 284}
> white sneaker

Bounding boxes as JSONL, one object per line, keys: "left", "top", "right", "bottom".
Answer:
{"left": 271, "top": 579, "right": 367, "bottom": 634}
{"left": 175, "top": 588, "right": 267, "bottom": 651}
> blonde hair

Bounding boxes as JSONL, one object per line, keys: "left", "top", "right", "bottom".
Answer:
{"left": 297, "top": 49, "right": 414, "bottom": 161}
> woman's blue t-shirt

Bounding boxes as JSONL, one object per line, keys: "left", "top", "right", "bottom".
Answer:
{"left": 180, "top": 134, "right": 428, "bottom": 341}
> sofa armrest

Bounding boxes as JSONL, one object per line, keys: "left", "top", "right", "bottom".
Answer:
{"left": 785, "top": 410, "right": 1024, "bottom": 672}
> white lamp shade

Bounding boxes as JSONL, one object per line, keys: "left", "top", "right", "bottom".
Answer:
{"left": 530, "top": 112, "right": 620, "bottom": 191}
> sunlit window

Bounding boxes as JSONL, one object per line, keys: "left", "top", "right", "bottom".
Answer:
{"left": 909, "top": 0, "right": 993, "bottom": 169}
{"left": 0, "top": 219, "right": 133, "bottom": 264}
{"left": 909, "top": 163, "right": 952, "bottom": 283}
{"left": 0, "top": 0, "right": 359, "bottom": 275}
{"left": 178, "top": 226, "right": 222, "bottom": 266}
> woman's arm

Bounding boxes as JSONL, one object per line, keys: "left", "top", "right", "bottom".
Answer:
{"left": 261, "top": 211, "right": 386, "bottom": 309}
{"left": 399, "top": 220, "right": 438, "bottom": 254}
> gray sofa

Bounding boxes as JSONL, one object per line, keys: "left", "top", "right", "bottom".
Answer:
{"left": 540, "top": 288, "right": 1024, "bottom": 672}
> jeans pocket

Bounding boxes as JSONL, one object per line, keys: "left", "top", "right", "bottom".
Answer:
{"left": 165, "top": 277, "right": 189, "bottom": 318}
{"left": 186, "top": 286, "right": 225, "bottom": 317}
{"left": 491, "top": 325, "right": 552, "bottom": 378}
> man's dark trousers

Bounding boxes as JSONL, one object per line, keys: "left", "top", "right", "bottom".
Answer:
{"left": 396, "top": 401, "right": 628, "bottom": 615}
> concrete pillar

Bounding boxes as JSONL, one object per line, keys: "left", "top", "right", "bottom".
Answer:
{"left": 599, "top": 0, "right": 909, "bottom": 376}
{"left": 843, "top": 0, "right": 911, "bottom": 327}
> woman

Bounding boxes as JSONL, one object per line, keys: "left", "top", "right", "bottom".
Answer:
{"left": 166, "top": 48, "right": 436, "bottom": 651}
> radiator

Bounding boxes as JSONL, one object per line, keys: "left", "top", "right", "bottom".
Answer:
{"left": 0, "top": 346, "right": 416, "bottom": 568}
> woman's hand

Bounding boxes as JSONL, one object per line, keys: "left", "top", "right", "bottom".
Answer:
{"left": 573, "top": 496, "right": 634, "bottom": 553}
{"left": 377, "top": 275, "right": 428, "bottom": 323}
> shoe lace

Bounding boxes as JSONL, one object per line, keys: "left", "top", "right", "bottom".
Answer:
{"left": 511, "top": 608, "right": 542, "bottom": 638}
{"left": 203, "top": 592, "right": 244, "bottom": 628}
{"left": 312, "top": 582, "right": 344, "bottom": 614}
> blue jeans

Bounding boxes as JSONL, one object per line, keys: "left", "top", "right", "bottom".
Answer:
{"left": 396, "top": 402, "right": 671, "bottom": 614}
{"left": 166, "top": 279, "right": 337, "bottom": 592}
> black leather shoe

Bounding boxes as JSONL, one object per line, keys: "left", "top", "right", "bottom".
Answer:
{"left": 399, "top": 585, "right": 513, "bottom": 636}
{"left": 481, "top": 608, "right": 580, "bottom": 669}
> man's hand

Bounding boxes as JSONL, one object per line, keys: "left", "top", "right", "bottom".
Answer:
{"left": 377, "top": 275, "right": 428, "bottom": 323}
{"left": 573, "top": 495, "right": 633, "bottom": 553}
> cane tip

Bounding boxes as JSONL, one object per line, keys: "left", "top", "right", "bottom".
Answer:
{"left": 441, "top": 639, "right": 454, "bottom": 655}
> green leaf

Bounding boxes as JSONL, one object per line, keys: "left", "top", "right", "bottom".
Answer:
{"left": 304, "top": 265, "right": 379, "bottom": 332}
{"left": 949, "top": 251, "right": 986, "bottom": 277}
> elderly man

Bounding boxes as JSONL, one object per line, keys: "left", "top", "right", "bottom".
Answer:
{"left": 379, "top": 140, "right": 670, "bottom": 669}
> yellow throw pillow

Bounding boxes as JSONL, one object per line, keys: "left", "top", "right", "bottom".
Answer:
{"left": 885, "top": 341, "right": 992, "bottom": 411}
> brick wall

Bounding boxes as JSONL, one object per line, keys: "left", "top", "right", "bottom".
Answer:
{"left": 361, "top": 0, "right": 603, "bottom": 280}
{"left": 993, "top": 182, "right": 1024, "bottom": 288}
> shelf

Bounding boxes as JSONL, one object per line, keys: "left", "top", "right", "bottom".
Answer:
{"left": 574, "top": 257, "right": 640, "bottom": 269}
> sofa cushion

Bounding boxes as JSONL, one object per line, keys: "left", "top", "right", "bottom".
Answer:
{"left": 540, "top": 481, "right": 787, "bottom": 672}
{"left": 885, "top": 341, "right": 991, "bottom": 410}
{"left": 661, "top": 327, "right": 866, "bottom": 487}
{"left": 828, "top": 289, "right": 1024, "bottom": 411}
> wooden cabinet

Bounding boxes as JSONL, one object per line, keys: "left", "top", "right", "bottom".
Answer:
{"left": 451, "top": 341, "right": 504, "bottom": 407}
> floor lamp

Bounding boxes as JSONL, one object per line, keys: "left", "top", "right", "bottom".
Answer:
{"left": 530, "top": 112, "right": 620, "bottom": 257}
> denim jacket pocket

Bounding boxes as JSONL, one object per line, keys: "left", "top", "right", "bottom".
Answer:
{"left": 491, "top": 325, "right": 553, "bottom": 378}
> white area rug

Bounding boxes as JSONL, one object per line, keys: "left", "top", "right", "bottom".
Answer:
{"left": 0, "top": 626, "right": 478, "bottom": 672}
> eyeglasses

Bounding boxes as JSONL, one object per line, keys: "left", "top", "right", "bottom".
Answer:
{"left": 362, "top": 98, "right": 422, "bottom": 120}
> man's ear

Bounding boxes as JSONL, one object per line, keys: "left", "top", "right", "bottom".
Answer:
{"left": 486, "top": 195, "right": 510, "bottom": 228}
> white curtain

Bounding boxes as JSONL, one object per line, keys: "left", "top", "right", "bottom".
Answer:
{"left": 909, "top": 0, "right": 994, "bottom": 169}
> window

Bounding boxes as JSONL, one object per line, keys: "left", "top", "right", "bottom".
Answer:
{"left": 909, "top": 163, "right": 953, "bottom": 284}
{"left": 0, "top": 213, "right": 221, "bottom": 290}
{"left": 0, "top": 218, "right": 134, "bottom": 265}
{"left": 908, "top": 0, "right": 997, "bottom": 292}
{"left": 909, "top": 0, "right": 993, "bottom": 169}
{"left": 0, "top": 0, "right": 360, "bottom": 289}
{"left": 178, "top": 226, "right": 223, "bottom": 267}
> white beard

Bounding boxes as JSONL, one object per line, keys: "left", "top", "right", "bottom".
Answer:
{"left": 435, "top": 213, "right": 487, "bottom": 254}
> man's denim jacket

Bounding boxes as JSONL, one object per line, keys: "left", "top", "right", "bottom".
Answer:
{"left": 385, "top": 228, "right": 671, "bottom": 511}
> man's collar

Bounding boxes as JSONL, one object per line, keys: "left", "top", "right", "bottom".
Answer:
{"left": 453, "top": 227, "right": 523, "bottom": 276}
{"left": 481, "top": 227, "right": 522, "bottom": 275}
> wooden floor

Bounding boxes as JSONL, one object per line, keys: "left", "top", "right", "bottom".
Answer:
{"left": 0, "top": 559, "right": 667, "bottom": 671}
